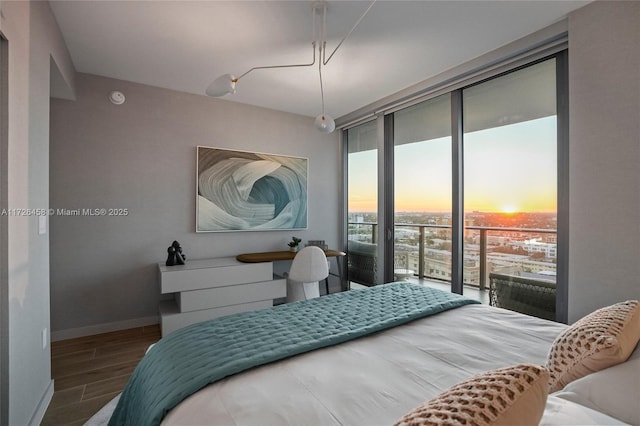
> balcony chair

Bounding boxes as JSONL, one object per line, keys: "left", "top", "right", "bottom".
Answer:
{"left": 286, "top": 246, "right": 329, "bottom": 302}
{"left": 489, "top": 272, "right": 556, "bottom": 321}
{"left": 347, "top": 240, "right": 377, "bottom": 286}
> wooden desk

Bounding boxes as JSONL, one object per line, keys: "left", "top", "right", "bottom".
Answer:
{"left": 236, "top": 249, "right": 345, "bottom": 263}
{"left": 236, "top": 249, "right": 346, "bottom": 294}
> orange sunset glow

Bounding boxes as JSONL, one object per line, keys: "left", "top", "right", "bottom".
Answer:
{"left": 349, "top": 117, "right": 557, "bottom": 215}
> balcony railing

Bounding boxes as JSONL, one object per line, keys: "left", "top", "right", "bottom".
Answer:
{"left": 347, "top": 221, "right": 557, "bottom": 291}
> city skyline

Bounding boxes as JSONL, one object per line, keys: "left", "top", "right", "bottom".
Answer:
{"left": 348, "top": 210, "right": 558, "bottom": 288}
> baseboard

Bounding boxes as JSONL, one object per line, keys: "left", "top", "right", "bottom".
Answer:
{"left": 51, "top": 316, "right": 159, "bottom": 342}
{"left": 28, "top": 379, "right": 54, "bottom": 426}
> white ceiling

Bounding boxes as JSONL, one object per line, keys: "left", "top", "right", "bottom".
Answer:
{"left": 49, "top": 0, "right": 589, "bottom": 120}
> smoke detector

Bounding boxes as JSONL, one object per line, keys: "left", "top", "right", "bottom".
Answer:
{"left": 109, "top": 91, "right": 125, "bottom": 105}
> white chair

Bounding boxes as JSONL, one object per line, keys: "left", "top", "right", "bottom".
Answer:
{"left": 286, "top": 246, "right": 329, "bottom": 302}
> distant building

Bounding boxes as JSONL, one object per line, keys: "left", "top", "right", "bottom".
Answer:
{"left": 511, "top": 238, "right": 557, "bottom": 258}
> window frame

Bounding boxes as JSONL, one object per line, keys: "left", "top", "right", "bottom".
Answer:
{"left": 342, "top": 50, "right": 569, "bottom": 322}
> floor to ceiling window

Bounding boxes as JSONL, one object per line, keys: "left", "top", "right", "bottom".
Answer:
{"left": 463, "top": 58, "right": 558, "bottom": 289}
{"left": 393, "top": 94, "right": 452, "bottom": 282}
{"left": 346, "top": 120, "right": 378, "bottom": 286}
{"left": 343, "top": 52, "right": 567, "bottom": 320}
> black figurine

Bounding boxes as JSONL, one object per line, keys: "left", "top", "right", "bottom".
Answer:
{"left": 166, "top": 246, "right": 176, "bottom": 266}
{"left": 172, "top": 240, "right": 186, "bottom": 265}
{"left": 166, "top": 240, "right": 186, "bottom": 266}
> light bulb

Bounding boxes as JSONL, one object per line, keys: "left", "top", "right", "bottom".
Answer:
{"left": 314, "top": 113, "right": 335, "bottom": 133}
{"left": 205, "top": 74, "right": 237, "bottom": 97}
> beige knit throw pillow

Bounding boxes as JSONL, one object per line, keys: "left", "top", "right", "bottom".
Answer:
{"left": 546, "top": 300, "right": 640, "bottom": 392}
{"left": 394, "top": 364, "right": 549, "bottom": 426}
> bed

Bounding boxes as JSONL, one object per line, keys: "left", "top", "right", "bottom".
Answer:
{"left": 91, "top": 283, "right": 638, "bottom": 426}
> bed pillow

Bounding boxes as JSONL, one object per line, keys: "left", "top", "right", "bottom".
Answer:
{"left": 552, "top": 341, "right": 640, "bottom": 425}
{"left": 394, "top": 364, "right": 549, "bottom": 426}
{"left": 539, "top": 395, "right": 626, "bottom": 426}
{"left": 546, "top": 300, "right": 640, "bottom": 392}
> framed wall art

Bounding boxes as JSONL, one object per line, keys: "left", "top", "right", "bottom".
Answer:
{"left": 196, "top": 146, "right": 308, "bottom": 232}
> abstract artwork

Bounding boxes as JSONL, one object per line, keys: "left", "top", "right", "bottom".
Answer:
{"left": 197, "top": 146, "right": 308, "bottom": 232}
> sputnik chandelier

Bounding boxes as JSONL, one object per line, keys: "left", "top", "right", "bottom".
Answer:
{"left": 205, "top": 0, "right": 376, "bottom": 133}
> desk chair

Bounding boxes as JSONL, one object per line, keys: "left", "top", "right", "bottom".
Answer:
{"left": 286, "top": 246, "right": 329, "bottom": 302}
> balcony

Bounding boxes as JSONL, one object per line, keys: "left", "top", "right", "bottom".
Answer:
{"left": 347, "top": 221, "right": 557, "bottom": 311}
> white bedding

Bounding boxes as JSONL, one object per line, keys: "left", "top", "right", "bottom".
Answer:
{"left": 539, "top": 396, "right": 626, "bottom": 425}
{"left": 161, "top": 303, "right": 567, "bottom": 425}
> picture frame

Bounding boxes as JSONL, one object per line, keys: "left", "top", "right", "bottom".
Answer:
{"left": 196, "top": 146, "right": 308, "bottom": 232}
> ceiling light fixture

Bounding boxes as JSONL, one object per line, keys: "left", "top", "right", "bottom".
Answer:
{"left": 205, "top": 0, "right": 375, "bottom": 133}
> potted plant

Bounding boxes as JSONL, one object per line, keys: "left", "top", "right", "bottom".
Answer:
{"left": 288, "top": 237, "right": 302, "bottom": 252}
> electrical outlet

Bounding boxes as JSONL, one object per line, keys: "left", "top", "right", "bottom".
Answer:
{"left": 42, "top": 328, "right": 47, "bottom": 350}
{"left": 38, "top": 215, "right": 47, "bottom": 235}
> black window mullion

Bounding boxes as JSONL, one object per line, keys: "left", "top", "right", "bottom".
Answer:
{"left": 383, "top": 114, "right": 395, "bottom": 283}
{"left": 341, "top": 128, "right": 349, "bottom": 291}
{"left": 555, "top": 50, "right": 569, "bottom": 324}
{"left": 451, "top": 90, "right": 464, "bottom": 294}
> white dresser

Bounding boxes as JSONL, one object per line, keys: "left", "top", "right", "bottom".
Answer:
{"left": 158, "top": 257, "right": 285, "bottom": 336}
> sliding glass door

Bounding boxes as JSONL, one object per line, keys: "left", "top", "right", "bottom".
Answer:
{"left": 393, "top": 94, "right": 452, "bottom": 284}
{"left": 346, "top": 121, "right": 378, "bottom": 286}
{"left": 462, "top": 59, "right": 558, "bottom": 304}
{"left": 343, "top": 53, "right": 567, "bottom": 320}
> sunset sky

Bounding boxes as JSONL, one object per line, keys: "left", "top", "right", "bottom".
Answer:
{"left": 348, "top": 116, "right": 557, "bottom": 214}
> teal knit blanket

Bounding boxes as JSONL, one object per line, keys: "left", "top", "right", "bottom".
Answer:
{"left": 108, "top": 282, "right": 479, "bottom": 425}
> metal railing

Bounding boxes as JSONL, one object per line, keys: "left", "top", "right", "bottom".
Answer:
{"left": 347, "top": 221, "right": 557, "bottom": 290}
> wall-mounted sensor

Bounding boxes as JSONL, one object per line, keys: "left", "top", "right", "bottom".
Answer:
{"left": 109, "top": 91, "right": 126, "bottom": 105}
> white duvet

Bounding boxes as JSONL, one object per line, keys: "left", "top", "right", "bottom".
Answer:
{"left": 163, "top": 304, "right": 564, "bottom": 425}
{"left": 89, "top": 303, "right": 628, "bottom": 425}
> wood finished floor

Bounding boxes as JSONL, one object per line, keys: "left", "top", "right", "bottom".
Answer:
{"left": 42, "top": 325, "right": 161, "bottom": 426}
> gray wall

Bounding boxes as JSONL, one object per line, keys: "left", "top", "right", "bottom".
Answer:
{"left": 567, "top": 1, "right": 640, "bottom": 322}
{"left": 46, "top": 0, "right": 640, "bottom": 345}
{"left": 50, "top": 73, "right": 340, "bottom": 337}
{"left": 0, "top": 1, "right": 75, "bottom": 424}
